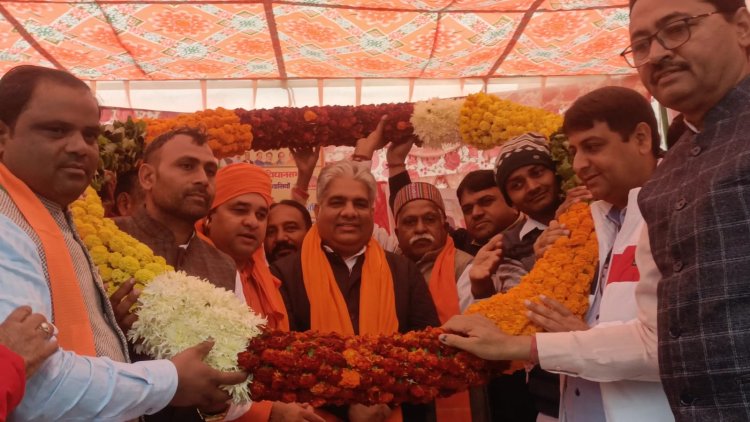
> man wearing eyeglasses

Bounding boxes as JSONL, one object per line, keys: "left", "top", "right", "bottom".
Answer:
{"left": 624, "top": 0, "right": 750, "bottom": 420}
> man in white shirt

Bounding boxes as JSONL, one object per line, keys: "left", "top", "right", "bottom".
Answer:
{"left": 441, "top": 86, "right": 673, "bottom": 422}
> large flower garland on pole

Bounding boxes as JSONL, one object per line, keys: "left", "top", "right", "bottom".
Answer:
{"left": 236, "top": 102, "right": 415, "bottom": 150}
{"left": 458, "top": 92, "right": 563, "bottom": 150}
{"left": 142, "top": 107, "right": 253, "bottom": 159}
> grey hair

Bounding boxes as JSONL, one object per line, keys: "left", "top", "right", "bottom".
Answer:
{"left": 316, "top": 160, "right": 377, "bottom": 206}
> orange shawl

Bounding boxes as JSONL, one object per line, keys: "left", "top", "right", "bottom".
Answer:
{"left": 301, "top": 224, "right": 401, "bottom": 421}
{"left": 239, "top": 248, "right": 289, "bottom": 331}
{"left": 0, "top": 164, "right": 96, "bottom": 356}
{"left": 427, "top": 237, "right": 472, "bottom": 422}
{"left": 301, "top": 224, "right": 398, "bottom": 336}
{"left": 427, "top": 237, "right": 461, "bottom": 324}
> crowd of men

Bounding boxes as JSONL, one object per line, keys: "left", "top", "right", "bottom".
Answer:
{"left": 1, "top": 0, "right": 749, "bottom": 421}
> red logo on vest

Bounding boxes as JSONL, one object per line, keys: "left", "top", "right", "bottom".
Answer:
{"left": 607, "top": 245, "right": 640, "bottom": 283}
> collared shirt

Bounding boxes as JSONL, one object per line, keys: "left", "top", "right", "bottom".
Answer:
{"left": 323, "top": 244, "right": 367, "bottom": 273}
{"left": 0, "top": 215, "right": 177, "bottom": 421}
{"left": 518, "top": 215, "right": 548, "bottom": 241}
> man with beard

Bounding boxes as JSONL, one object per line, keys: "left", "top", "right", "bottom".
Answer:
{"left": 114, "top": 127, "right": 239, "bottom": 422}
{"left": 271, "top": 160, "right": 439, "bottom": 422}
{"left": 0, "top": 66, "right": 245, "bottom": 421}
{"left": 197, "top": 163, "right": 323, "bottom": 422}
{"left": 115, "top": 128, "right": 236, "bottom": 292}
{"left": 265, "top": 199, "right": 312, "bottom": 263}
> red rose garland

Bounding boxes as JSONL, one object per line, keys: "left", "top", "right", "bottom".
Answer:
{"left": 236, "top": 102, "right": 415, "bottom": 150}
{"left": 237, "top": 327, "right": 505, "bottom": 407}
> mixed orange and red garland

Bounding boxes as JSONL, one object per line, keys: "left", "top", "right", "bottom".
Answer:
{"left": 238, "top": 328, "right": 505, "bottom": 406}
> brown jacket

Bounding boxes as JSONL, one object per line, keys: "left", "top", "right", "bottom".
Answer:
{"left": 115, "top": 209, "right": 237, "bottom": 422}
{"left": 115, "top": 209, "right": 236, "bottom": 292}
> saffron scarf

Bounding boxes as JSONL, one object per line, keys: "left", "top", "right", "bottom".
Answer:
{"left": 300, "top": 224, "right": 398, "bottom": 336}
{"left": 427, "top": 237, "right": 471, "bottom": 421}
{"left": 427, "top": 237, "right": 461, "bottom": 324}
{"left": 301, "top": 224, "right": 401, "bottom": 421}
{"left": 240, "top": 248, "right": 289, "bottom": 331}
{"left": 0, "top": 163, "right": 96, "bottom": 356}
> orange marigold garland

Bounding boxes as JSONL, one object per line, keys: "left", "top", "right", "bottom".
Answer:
{"left": 142, "top": 107, "right": 253, "bottom": 159}
{"left": 237, "top": 328, "right": 506, "bottom": 407}
{"left": 466, "top": 202, "right": 598, "bottom": 335}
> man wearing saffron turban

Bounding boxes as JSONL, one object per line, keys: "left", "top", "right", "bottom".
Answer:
{"left": 197, "top": 162, "right": 323, "bottom": 422}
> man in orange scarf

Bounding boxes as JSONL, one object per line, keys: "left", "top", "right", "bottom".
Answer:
{"left": 0, "top": 65, "right": 245, "bottom": 420}
{"left": 197, "top": 162, "right": 323, "bottom": 422}
{"left": 271, "top": 160, "right": 439, "bottom": 422}
{"left": 392, "top": 183, "right": 479, "bottom": 422}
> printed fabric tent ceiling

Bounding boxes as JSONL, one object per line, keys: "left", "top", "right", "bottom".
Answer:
{"left": 0, "top": 0, "right": 634, "bottom": 81}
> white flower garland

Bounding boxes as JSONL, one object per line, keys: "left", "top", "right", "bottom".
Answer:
{"left": 410, "top": 98, "right": 463, "bottom": 148}
{"left": 128, "top": 271, "right": 267, "bottom": 403}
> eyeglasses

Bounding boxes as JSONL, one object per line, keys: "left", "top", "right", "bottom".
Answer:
{"left": 620, "top": 11, "right": 718, "bottom": 68}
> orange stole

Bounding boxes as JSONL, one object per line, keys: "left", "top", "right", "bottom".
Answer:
{"left": 240, "top": 248, "right": 289, "bottom": 332}
{"left": 0, "top": 164, "right": 96, "bottom": 356}
{"left": 428, "top": 237, "right": 472, "bottom": 422}
{"left": 301, "top": 225, "right": 402, "bottom": 422}
{"left": 194, "top": 222, "right": 289, "bottom": 332}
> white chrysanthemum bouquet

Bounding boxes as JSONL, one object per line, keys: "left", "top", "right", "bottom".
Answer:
{"left": 128, "top": 271, "right": 267, "bottom": 403}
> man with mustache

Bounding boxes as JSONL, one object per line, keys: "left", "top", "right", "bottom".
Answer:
{"left": 265, "top": 145, "right": 318, "bottom": 263}
{"left": 441, "top": 86, "right": 672, "bottom": 421}
{"left": 115, "top": 127, "right": 241, "bottom": 422}
{"left": 197, "top": 163, "right": 324, "bottom": 422}
{"left": 0, "top": 65, "right": 246, "bottom": 421}
{"left": 265, "top": 199, "right": 313, "bottom": 263}
{"left": 271, "top": 160, "right": 439, "bottom": 422}
{"left": 391, "top": 182, "right": 480, "bottom": 422}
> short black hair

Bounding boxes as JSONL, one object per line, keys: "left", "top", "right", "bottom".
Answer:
{"left": 0, "top": 65, "right": 94, "bottom": 130}
{"left": 114, "top": 169, "right": 142, "bottom": 199}
{"left": 143, "top": 127, "right": 209, "bottom": 164}
{"left": 630, "top": 0, "right": 745, "bottom": 14}
{"left": 563, "top": 86, "right": 662, "bottom": 157}
{"left": 270, "top": 199, "right": 313, "bottom": 229}
{"left": 456, "top": 170, "right": 498, "bottom": 204}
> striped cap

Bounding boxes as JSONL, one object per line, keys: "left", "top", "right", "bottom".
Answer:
{"left": 494, "top": 132, "right": 554, "bottom": 204}
{"left": 393, "top": 182, "right": 445, "bottom": 218}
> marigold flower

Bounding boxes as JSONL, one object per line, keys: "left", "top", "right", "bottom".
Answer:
{"left": 71, "top": 187, "right": 172, "bottom": 292}
{"left": 466, "top": 203, "right": 598, "bottom": 337}
{"left": 143, "top": 108, "right": 253, "bottom": 159}
{"left": 459, "top": 93, "right": 563, "bottom": 150}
